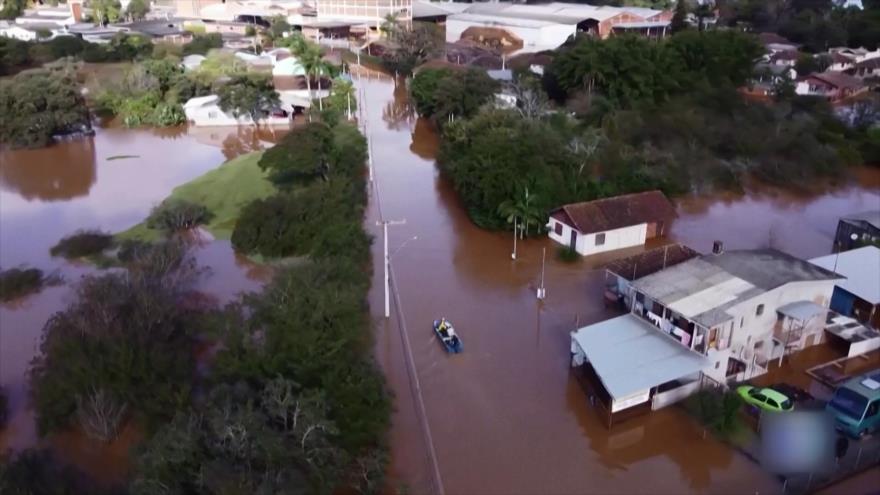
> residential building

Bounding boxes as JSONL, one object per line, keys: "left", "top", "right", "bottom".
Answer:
{"left": 120, "top": 19, "right": 193, "bottom": 44}
{"left": 834, "top": 0, "right": 864, "bottom": 9}
{"left": 768, "top": 49, "right": 799, "bottom": 67}
{"left": 181, "top": 54, "right": 206, "bottom": 71}
{"left": 833, "top": 211, "right": 880, "bottom": 252}
{"left": 603, "top": 243, "right": 700, "bottom": 309}
{"left": 749, "top": 62, "right": 796, "bottom": 97}
{"left": 174, "top": 0, "right": 226, "bottom": 18}
{"left": 0, "top": 22, "right": 67, "bottom": 41}
{"left": 547, "top": 191, "right": 677, "bottom": 257}
{"left": 795, "top": 71, "right": 868, "bottom": 103}
{"left": 849, "top": 57, "right": 880, "bottom": 79}
{"left": 811, "top": 246, "right": 880, "bottom": 329}
{"left": 758, "top": 32, "right": 799, "bottom": 54}
{"left": 828, "top": 51, "right": 857, "bottom": 72}
{"left": 315, "top": 0, "right": 413, "bottom": 23}
{"left": 444, "top": 2, "right": 672, "bottom": 54}
{"left": 183, "top": 89, "right": 314, "bottom": 126}
{"left": 572, "top": 247, "right": 844, "bottom": 425}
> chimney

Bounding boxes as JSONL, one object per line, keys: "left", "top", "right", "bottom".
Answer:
{"left": 712, "top": 240, "right": 724, "bottom": 255}
{"left": 69, "top": 0, "right": 83, "bottom": 23}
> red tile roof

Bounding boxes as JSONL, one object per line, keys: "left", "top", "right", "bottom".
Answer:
{"left": 808, "top": 71, "right": 866, "bottom": 90}
{"left": 551, "top": 190, "right": 677, "bottom": 235}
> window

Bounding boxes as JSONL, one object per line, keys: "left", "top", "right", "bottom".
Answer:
{"left": 595, "top": 233, "right": 606, "bottom": 246}
{"left": 715, "top": 361, "right": 720, "bottom": 369}
{"left": 208, "top": 111, "right": 217, "bottom": 119}
{"left": 740, "top": 317, "right": 744, "bottom": 328}
{"left": 554, "top": 222, "right": 562, "bottom": 235}
{"left": 766, "top": 398, "right": 779, "bottom": 409}
{"left": 756, "top": 304, "right": 765, "bottom": 316}
{"left": 867, "top": 401, "right": 880, "bottom": 419}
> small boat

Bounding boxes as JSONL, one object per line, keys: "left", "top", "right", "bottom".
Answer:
{"left": 433, "top": 319, "right": 463, "bottom": 354}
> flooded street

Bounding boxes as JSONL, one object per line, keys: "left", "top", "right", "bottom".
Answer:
{"left": 0, "top": 65, "right": 878, "bottom": 492}
{"left": 0, "top": 125, "right": 271, "bottom": 482}
{"left": 356, "top": 69, "right": 880, "bottom": 494}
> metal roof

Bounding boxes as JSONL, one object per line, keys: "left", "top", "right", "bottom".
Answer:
{"left": 777, "top": 300, "right": 828, "bottom": 321}
{"left": 631, "top": 249, "right": 842, "bottom": 328}
{"left": 810, "top": 246, "right": 880, "bottom": 305}
{"left": 572, "top": 315, "right": 710, "bottom": 400}
{"left": 842, "top": 210, "right": 880, "bottom": 230}
{"left": 612, "top": 20, "right": 671, "bottom": 29}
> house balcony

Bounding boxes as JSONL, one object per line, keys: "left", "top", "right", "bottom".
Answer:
{"left": 631, "top": 304, "right": 707, "bottom": 354}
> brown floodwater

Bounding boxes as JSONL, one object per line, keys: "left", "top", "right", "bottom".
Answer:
{"left": 0, "top": 124, "right": 273, "bottom": 484}
{"left": 354, "top": 67, "right": 880, "bottom": 494}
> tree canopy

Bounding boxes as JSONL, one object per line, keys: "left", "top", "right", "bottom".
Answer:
{"left": 410, "top": 67, "right": 499, "bottom": 124}
{"left": 0, "top": 70, "right": 91, "bottom": 149}
{"left": 217, "top": 74, "right": 281, "bottom": 124}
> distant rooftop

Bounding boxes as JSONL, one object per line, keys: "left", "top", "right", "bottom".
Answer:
{"left": 842, "top": 210, "right": 880, "bottom": 230}
{"left": 811, "top": 246, "right": 880, "bottom": 305}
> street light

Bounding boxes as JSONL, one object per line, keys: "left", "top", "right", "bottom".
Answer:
{"left": 378, "top": 219, "right": 406, "bottom": 318}
{"left": 392, "top": 235, "right": 419, "bottom": 259}
{"left": 511, "top": 216, "right": 518, "bottom": 260}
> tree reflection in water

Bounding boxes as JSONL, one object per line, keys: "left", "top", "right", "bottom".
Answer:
{"left": 0, "top": 137, "right": 97, "bottom": 202}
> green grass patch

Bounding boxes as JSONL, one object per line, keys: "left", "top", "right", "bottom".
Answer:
{"left": 556, "top": 246, "right": 580, "bottom": 263}
{"left": 117, "top": 151, "right": 274, "bottom": 242}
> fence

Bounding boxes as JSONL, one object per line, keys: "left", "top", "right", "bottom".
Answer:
{"left": 782, "top": 437, "right": 880, "bottom": 494}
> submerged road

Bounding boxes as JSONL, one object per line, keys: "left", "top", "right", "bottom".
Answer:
{"left": 355, "top": 67, "right": 785, "bottom": 495}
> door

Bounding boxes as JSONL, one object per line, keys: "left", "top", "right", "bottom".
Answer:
{"left": 569, "top": 230, "right": 577, "bottom": 250}
{"left": 646, "top": 222, "right": 658, "bottom": 238}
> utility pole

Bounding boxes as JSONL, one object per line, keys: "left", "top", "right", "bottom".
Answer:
{"left": 537, "top": 247, "right": 547, "bottom": 300}
{"left": 511, "top": 216, "right": 518, "bottom": 260}
{"left": 378, "top": 219, "right": 406, "bottom": 318}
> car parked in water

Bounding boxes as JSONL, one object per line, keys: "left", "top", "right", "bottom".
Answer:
{"left": 827, "top": 371, "right": 880, "bottom": 438}
{"left": 737, "top": 385, "right": 794, "bottom": 412}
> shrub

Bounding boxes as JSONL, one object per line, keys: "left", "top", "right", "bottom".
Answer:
{"left": 0, "top": 267, "right": 44, "bottom": 302}
{"left": 684, "top": 389, "right": 744, "bottom": 439}
{"left": 50, "top": 230, "right": 115, "bottom": 259}
{"left": 183, "top": 33, "right": 222, "bottom": 56}
{"left": 557, "top": 247, "right": 580, "bottom": 263}
{"left": 30, "top": 241, "right": 200, "bottom": 440}
{"left": 146, "top": 199, "right": 214, "bottom": 234}
{"left": 0, "top": 449, "right": 86, "bottom": 495}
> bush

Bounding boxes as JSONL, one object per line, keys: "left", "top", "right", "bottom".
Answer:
{"left": 0, "top": 70, "right": 91, "bottom": 149}
{"left": 146, "top": 199, "right": 214, "bottom": 234}
{"left": 183, "top": 33, "right": 222, "bottom": 56}
{"left": 50, "top": 230, "right": 115, "bottom": 259}
{"left": 557, "top": 247, "right": 580, "bottom": 263}
{"left": 409, "top": 67, "right": 498, "bottom": 124}
{"left": 684, "top": 389, "right": 744, "bottom": 439}
{"left": 0, "top": 267, "right": 44, "bottom": 302}
{"left": 30, "top": 241, "right": 200, "bottom": 440}
{"left": 0, "top": 449, "right": 86, "bottom": 495}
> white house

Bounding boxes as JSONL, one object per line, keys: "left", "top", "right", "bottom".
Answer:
{"left": 547, "top": 190, "right": 677, "bottom": 257}
{"left": 272, "top": 57, "right": 306, "bottom": 77}
{"left": 628, "top": 248, "right": 843, "bottom": 384}
{"left": 183, "top": 94, "right": 294, "bottom": 127}
{"left": 181, "top": 54, "right": 206, "bottom": 71}
{"left": 572, "top": 247, "right": 843, "bottom": 423}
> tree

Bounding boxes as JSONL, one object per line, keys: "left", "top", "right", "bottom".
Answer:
{"left": 268, "top": 14, "right": 292, "bottom": 40}
{"left": 381, "top": 22, "right": 442, "bottom": 75}
{"left": 671, "top": 0, "right": 690, "bottom": 32}
{"left": 125, "top": 0, "right": 150, "bottom": 21}
{"left": 30, "top": 241, "right": 200, "bottom": 441}
{"left": 794, "top": 52, "right": 820, "bottom": 75}
{"left": 183, "top": 33, "right": 223, "bottom": 55}
{"left": 409, "top": 67, "right": 498, "bottom": 124}
{"left": 146, "top": 199, "right": 214, "bottom": 234}
{"left": 410, "top": 67, "right": 453, "bottom": 117}
{"left": 0, "top": 70, "right": 92, "bottom": 149}
{"left": 91, "top": 0, "right": 122, "bottom": 25}
{"left": 511, "top": 72, "right": 549, "bottom": 119}
{"left": 217, "top": 74, "right": 280, "bottom": 125}
{"left": 326, "top": 77, "right": 357, "bottom": 118}
{"left": 0, "top": 0, "right": 26, "bottom": 20}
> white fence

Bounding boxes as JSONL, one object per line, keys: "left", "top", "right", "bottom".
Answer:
{"left": 651, "top": 380, "right": 702, "bottom": 410}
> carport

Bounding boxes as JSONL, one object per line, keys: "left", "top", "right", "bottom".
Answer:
{"left": 571, "top": 314, "right": 711, "bottom": 427}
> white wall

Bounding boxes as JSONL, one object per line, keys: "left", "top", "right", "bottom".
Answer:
{"left": 717, "top": 279, "right": 837, "bottom": 379}
{"left": 651, "top": 379, "right": 702, "bottom": 410}
{"left": 1, "top": 27, "right": 38, "bottom": 41}
{"left": 548, "top": 220, "right": 649, "bottom": 256}
{"left": 185, "top": 104, "right": 292, "bottom": 127}
{"left": 445, "top": 17, "right": 575, "bottom": 50}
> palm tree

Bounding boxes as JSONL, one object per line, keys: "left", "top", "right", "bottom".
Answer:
{"left": 497, "top": 187, "right": 544, "bottom": 238}
{"left": 297, "top": 45, "right": 323, "bottom": 110}
{"left": 381, "top": 13, "right": 400, "bottom": 39}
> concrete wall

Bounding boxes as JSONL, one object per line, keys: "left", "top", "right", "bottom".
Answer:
{"left": 651, "top": 378, "right": 702, "bottom": 410}
{"left": 717, "top": 279, "right": 837, "bottom": 379}
{"left": 185, "top": 105, "right": 291, "bottom": 127}
{"left": 548, "top": 219, "right": 648, "bottom": 256}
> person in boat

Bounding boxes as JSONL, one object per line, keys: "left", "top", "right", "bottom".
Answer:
{"left": 438, "top": 318, "right": 449, "bottom": 337}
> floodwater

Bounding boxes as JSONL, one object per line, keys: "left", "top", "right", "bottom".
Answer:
{"left": 0, "top": 124, "right": 275, "bottom": 483}
{"left": 354, "top": 67, "right": 880, "bottom": 495}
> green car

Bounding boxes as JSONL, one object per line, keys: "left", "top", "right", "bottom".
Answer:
{"left": 737, "top": 386, "right": 794, "bottom": 412}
